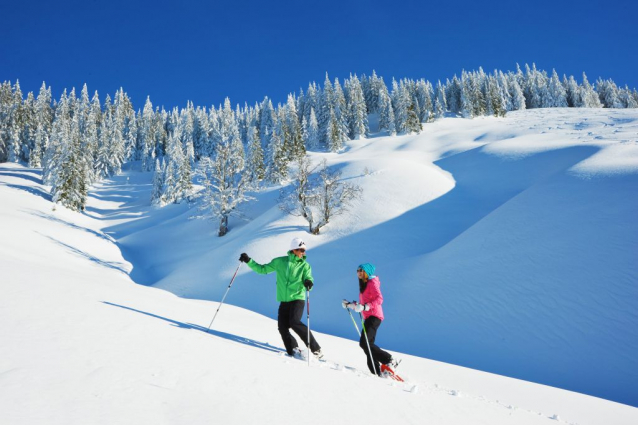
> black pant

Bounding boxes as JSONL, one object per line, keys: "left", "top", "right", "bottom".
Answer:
{"left": 278, "top": 300, "right": 320, "bottom": 356}
{"left": 359, "top": 316, "right": 392, "bottom": 375}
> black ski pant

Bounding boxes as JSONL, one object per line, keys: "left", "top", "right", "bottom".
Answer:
{"left": 359, "top": 316, "right": 392, "bottom": 375}
{"left": 278, "top": 300, "right": 320, "bottom": 356}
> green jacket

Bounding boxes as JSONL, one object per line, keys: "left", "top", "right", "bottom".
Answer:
{"left": 247, "top": 251, "right": 314, "bottom": 302}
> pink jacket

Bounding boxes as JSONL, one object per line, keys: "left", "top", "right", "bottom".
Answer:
{"left": 359, "top": 276, "right": 384, "bottom": 321}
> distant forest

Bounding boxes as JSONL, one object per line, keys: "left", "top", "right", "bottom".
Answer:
{"left": 1, "top": 64, "right": 636, "bottom": 214}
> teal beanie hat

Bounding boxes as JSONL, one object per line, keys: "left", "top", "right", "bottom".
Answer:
{"left": 358, "top": 263, "right": 376, "bottom": 278}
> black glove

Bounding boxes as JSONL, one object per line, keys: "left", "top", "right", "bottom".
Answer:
{"left": 303, "top": 279, "right": 313, "bottom": 290}
{"left": 239, "top": 253, "right": 251, "bottom": 263}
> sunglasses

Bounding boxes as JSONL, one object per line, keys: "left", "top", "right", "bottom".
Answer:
{"left": 357, "top": 269, "right": 364, "bottom": 273}
{"left": 296, "top": 248, "right": 306, "bottom": 253}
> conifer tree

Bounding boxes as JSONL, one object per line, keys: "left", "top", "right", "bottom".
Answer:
{"left": 43, "top": 90, "right": 70, "bottom": 185}
{"left": 580, "top": 73, "right": 602, "bottom": 108}
{"left": 21, "top": 92, "right": 37, "bottom": 164}
{"left": 303, "top": 107, "right": 320, "bottom": 150}
{"left": 140, "top": 97, "right": 156, "bottom": 170}
{"left": 563, "top": 75, "right": 580, "bottom": 107}
{"left": 51, "top": 109, "right": 89, "bottom": 211}
{"left": 546, "top": 70, "right": 568, "bottom": 108}
{"left": 326, "top": 108, "right": 348, "bottom": 152}
{"left": 284, "top": 94, "right": 305, "bottom": 161}
{"left": 84, "top": 91, "right": 101, "bottom": 182}
{"left": 596, "top": 79, "right": 623, "bottom": 108}
{"left": 618, "top": 85, "right": 638, "bottom": 108}
{"left": 434, "top": 81, "right": 447, "bottom": 118}
{"left": 392, "top": 79, "right": 409, "bottom": 132}
{"left": 266, "top": 114, "right": 288, "bottom": 183}
{"left": 509, "top": 78, "right": 526, "bottom": 111}
{"left": 259, "top": 97, "right": 275, "bottom": 148}
{"left": 8, "top": 81, "right": 24, "bottom": 163}
{"left": 445, "top": 76, "right": 463, "bottom": 114}
{"left": 30, "top": 83, "right": 53, "bottom": 168}
{"left": 345, "top": 74, "right": 369, "bottom": 139}
{"left": 405, "top": 102, "right": 421, "bottom": 134}
{"left": 150, "top": 158, "right": 165, "bottom": 205}
{"left": 246, "top": 124, "right": 265, "bottom": 185}
{"left": 415, "top": 80, "right": 433, "bottom": 122}
{"left": 0, "top": 82, "right": 14, "bottom": 162}
{"left": 378, "top": 86, "right": 396, "bottom": 135}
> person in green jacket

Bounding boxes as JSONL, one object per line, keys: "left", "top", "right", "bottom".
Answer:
{"left": 239, "top": 237, "right": 323, "bottom": 359}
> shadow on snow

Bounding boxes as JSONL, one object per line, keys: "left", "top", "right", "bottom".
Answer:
{"left": 101, "top": 301, "right": 285, "bottom": 354}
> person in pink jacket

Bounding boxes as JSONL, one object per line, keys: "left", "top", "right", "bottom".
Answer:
{"left": 343, "top": 263, "right": 398, "bottom": 376}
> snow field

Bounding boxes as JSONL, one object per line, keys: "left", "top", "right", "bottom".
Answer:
{"left": 2, "top": 108, "right": 638, "bottom": 423}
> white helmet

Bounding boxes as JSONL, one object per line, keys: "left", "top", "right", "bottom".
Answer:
{"left": 290, "top": 237, "right": 307, "bottom": 251}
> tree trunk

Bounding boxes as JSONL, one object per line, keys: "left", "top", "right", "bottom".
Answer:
{"left": 219, "top": 215, "right": 228, "bottom": 237}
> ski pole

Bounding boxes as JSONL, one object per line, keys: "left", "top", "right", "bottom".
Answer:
{"left": 206, "top": 262, "right": 242, "bottom": 332}
{"left": 359, "top": 312, "right": 378, "bottom": 376}
{"left": 306, "top": 288, "right": 310, "bottom": 367}
{"left": 346, "top": 308, "right": 360, "bottom": 335}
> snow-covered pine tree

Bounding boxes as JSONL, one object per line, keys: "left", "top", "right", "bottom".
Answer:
{"left": 303, "top": 83, "right": 319, "bottom": 126}
{"left": 378, "top": 86, "right": 396, "bottom": 135}
{"left": 487, "top": 77, "right": 506, "bottom": 117}
{"left": 7, "top": 80, "right": 24, "bottom": 163}
{"left": 345, "top": 74, "right": 369, "bottom": 140}
{"left": 434, "top": 81, "right": 447, "bottom": 118}
{"left": 445, "top": 76, "right": 462, "bottom": 115}
{"left": 180, "top": 105, "right": 196, "bottom": 167}
{"left": 405, "top": 102, "right": 421, "bottom": 134}
{"left": 94, "top": 111, "right": 112, "bottom": 181}
{"left": 317, "top": 74, "right": 334, "bottom": 147}
{"left": 415, "top": 79, "right": 433, "bottom": 122}
{"left": 29, "top": 83, "right": 53, "bottom": 168}
{"left": 265, "top": 113, "right": 288, "bottom": 183}
{"left": 150, "top": 158, "right": 165, "bottom": 205}
{"left": 84, "top": 91, "right": 100, "bottom": 183}
{"left": 43, "top": 90, "right": 70, "bottom": 185}
{"left": 303, "top": 107, "right": 320, "bottom": 150}
{"left": 596, "top": 78, "right": 623, "bottom": 108}
{"left": 471, "top": 72, "right": 487, "bottom": 117}
{"left": 365, "top": 70, "right": 384, "bottom": 114}
{"left": 563, "top": 75, "right": 580, "bottom": 107}
{"left": 580, "top": 73, "right": 602, "bottom": 108}
{"left": 163, "top": 129, "right": 190, "bottom": 204}
{"left": 326, "top": 108, "right": 349, "bottom": 152}
{"left": 508, "top": 76, "right": 526, "bottom": 111}
{"left": 0, "top": 81, "right": 15, "bottom": 162}
{"left": 193, "top": 106, "right": 210, "bottom": 160}
{"left": 259, "top": 97, "right": 275, "bottom": 148}
{"left": 21, "top": 91, "right": 37, "bottom": 164}
{"left": 546, "top": 70, "right": 568, "bottom": 108}
{"left": 284, "top": 94, "right": 305, "bottom": 161}
{"left": 392, "top": 79, "right": 408, "bottom": 132}
{"left": 246, "top": 124, "right": 265, "bottom": 185}
{"left": 618, "top": 85, "right": 638, "bottom": 108}
{"left": 460, "top": 71, "right": 474, "bottom": 118}
{"left": 51, "top": 107, "right": 89, "bottom": 211}
{"left": 140, "top": 97, "right": 156, "bottom": 170}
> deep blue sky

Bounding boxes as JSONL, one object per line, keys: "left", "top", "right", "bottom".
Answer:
{"left": 1, "top": 0, "right": 636, "bottom": 110}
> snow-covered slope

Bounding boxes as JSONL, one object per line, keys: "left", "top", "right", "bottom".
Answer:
{"left": 1, "top": 108, "right": 637, "bottom": 423}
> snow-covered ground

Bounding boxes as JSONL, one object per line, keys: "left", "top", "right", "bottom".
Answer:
{"left": 1, "top": 108, "right": 637, "bottom": 424}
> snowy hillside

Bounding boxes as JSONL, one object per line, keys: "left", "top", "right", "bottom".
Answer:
{"left": 1, "top": 108, "right": 637, "bottom": 423}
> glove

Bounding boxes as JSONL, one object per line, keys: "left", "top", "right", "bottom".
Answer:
{"left": 354, "top": 303, "right": 369, "bottom": 313}
{"left": 342, "top": 299, "right": 349, "bottom": 309}
{"left": 239, "top": 253, "right": 251, "bottom": 263}
{"left": 303, "top": 279, "right": 313, "bottom": 290}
